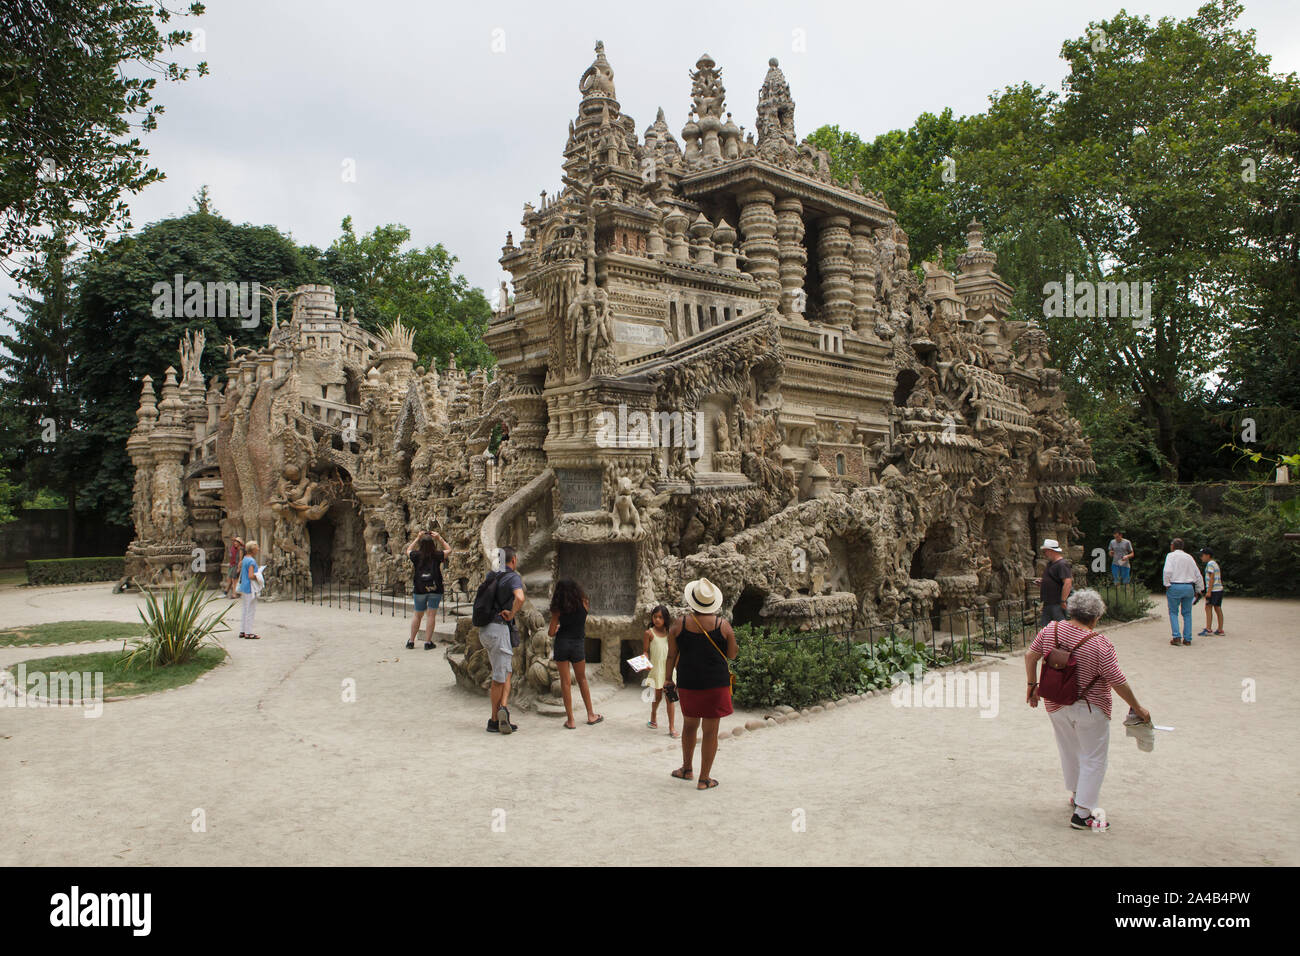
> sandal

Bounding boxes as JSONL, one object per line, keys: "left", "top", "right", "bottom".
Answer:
{"left": 670, "top": 731, "right": 680, "bottom": 739}
{"left": 586, "top": 715, "right": 604, "bottom": 725}
{"left": 246, "top": 633, "right": 260, "bottom": 640}
{"left": 671, "top": 767, "right": 694, "bottom": 780}
{"left": 697, "top": 778, "right": 719, "bottom": 790}
{"left": 564, "top": 721, "right": 577, "bottom": 730}
{"left": 405, "top": 640, "right": 415, "bottom": 649}
{"left": 647, "top": 720, "right": 658, "bottom": 729}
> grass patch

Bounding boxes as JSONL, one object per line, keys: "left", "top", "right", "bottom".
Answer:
{"left": 7, "top": 646, "right": 228, "bottom": 700}
{"left": 0, "top": 567, "right": 26, "bottom": 588}
{"left": 0, "top": 620, "right": 143, "bottom": 647}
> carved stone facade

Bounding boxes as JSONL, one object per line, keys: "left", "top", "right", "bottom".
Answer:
{"left": 125, "top": 44, "right": 1094, "bottom": 705}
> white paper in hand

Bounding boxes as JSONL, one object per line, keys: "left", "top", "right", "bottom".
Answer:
{"left": 626, "top": 654, "right": 653, "bottom": 673}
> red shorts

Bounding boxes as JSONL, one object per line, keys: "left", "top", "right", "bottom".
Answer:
{"left": 677, "top": 686, "right": 733, "bottom": 719}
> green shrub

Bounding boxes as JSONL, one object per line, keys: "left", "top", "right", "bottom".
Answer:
{"left": 122, "top": 576, "right": 229, "bottom": 669}
{"left": 26, "top": 556, "right": 125, "bottom": 586}
{"left": 732, "top": 624, "right": 938, "bottom": 710}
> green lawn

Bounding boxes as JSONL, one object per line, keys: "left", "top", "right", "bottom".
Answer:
{"left": 7, "top": 646, "right": 228, "bottom": 700}
{"left": 0, "top": 620, "right": 143, "bottom": 647}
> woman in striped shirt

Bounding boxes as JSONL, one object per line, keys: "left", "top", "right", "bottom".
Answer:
{"left": 1025, "top": 588, "right": 1151, "bottom": 832}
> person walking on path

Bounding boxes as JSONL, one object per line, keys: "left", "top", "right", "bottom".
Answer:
{"left": 236, "top": 540, "right": 262, "bottom": 640}
{"left": 1107, "top": 531, "right": 1134, "bottom": 585}
{"left": 1025, "top": 588, "right": 1151, "bottom": 832}
{"left": 1035, "top": 539, "right": 1073, "bottom": 626}
{"left": 547, "top": 578, "right": 602, "bottom": 730}
{"left": 663, "top": 578, "right": 737, "bottom": 791}
{"left": 1198, "top": 546, "right": 1226, "bottom": 637}
{"left": 404, "top": 524, "right": 453, "bottom": 650}
{"left": 1163, "top": 538, "right": 1204, "bottom": 646}
{"left": 482, "top": 547, "right": 525, "bottom": 735}
{"left": 644, "top": 605, "right": 678, "bottom": 738}
{"left": 224, "top": 536, "right": 243, "bottom": 599}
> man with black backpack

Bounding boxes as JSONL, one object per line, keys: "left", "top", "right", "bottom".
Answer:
{"left": 473, "top": 546, "right": 525, "bottom": 735}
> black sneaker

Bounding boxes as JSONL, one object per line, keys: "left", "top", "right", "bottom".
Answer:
{"left": 486, "top": 719, "right": 499, "bottom": 733}
{"left": 424, "top": 641, "right": 434, "bottom": 650}
{"left": 405, "top": 640, "right": 414, "bottom": 650}
{"left": 1070, "top": 812, "right": 1109, "bottom": 831}
{"left": 497, "top": 706, "right": 516, "bottom": 734}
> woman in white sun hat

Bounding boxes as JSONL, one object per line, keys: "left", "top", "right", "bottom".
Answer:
{"left": 663, "top": 577, "right": 738, "bottom": 791}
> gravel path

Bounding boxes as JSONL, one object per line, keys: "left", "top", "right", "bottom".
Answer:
{"left": 1, "top": 584, "right": 1295, "bottom": 865}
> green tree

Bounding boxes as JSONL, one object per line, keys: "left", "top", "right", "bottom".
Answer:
{"left": 0, "top": 1, "right": 207, "bottom": 282}
{"left": 809, "top": 109, "right": 967, "bottom": 267}
{"left": 0, "top": 239, "right": 81, "bottom": 549}
{"left": 317, "top": 217, "right": 493, "bottom": 370}
{"left": 67, "top": 206, "right": 318, "bottom": 525}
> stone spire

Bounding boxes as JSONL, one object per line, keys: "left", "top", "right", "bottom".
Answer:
{"left": 756, "top": 57, "right": 796, "bottom": 153}
{"left": 565, "top": 41, "right": 636, "bottom": 179}
{"left": 956, "top": 218, "right": 998, "bottom": 276}
{"left": 682, "top": 53, "right": 727, "bottom": 165}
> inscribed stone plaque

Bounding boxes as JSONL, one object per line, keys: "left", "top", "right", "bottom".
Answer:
{"left": 557, "top": 542, "right": 637, "bottom": 615}
{"left": 556, "top": 468, "right": 603, "bottom": 513}
{"left": 613, "top": 320, "right": 667, "bottom": 346}
{"left": 197, "top": 479, "right": 224, "bottom": 490}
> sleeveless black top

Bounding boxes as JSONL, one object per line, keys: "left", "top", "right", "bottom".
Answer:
{"left": 676, "top": 617, "right": 730, "bottom": 690}
{"left": 555, "top": 607, "right": 587, "bottom": 642}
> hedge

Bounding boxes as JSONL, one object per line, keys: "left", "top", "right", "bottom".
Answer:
{"left": 1078, "top": 484, "right": 1300, "bottom": 597}
{"left": 26, "top": 556, "right": 125, "bottom": 586}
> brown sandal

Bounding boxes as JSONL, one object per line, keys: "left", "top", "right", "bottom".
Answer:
{"left": 671, "top": 767, "right": 694, "bottom": 780}
{"left": 697, "top": 778, "right": 719, "bottom": 790}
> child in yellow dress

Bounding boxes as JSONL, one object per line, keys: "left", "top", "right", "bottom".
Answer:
{"left": 644, "top": 605, "right": 677, "bottom": 738}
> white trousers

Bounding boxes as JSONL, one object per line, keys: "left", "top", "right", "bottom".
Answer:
{"left": 241, "top": 592, "right": 256, "bottom": 635}
{"left": 1048, "top": 700, "right": 1110, "bottom": 811}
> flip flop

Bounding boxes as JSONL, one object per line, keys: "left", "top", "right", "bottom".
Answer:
{"left": 697, "top": 778, "right": 719, "bottom": 790}
{"left": 671, "top": 767, "right": 694, "bottom": 780}
{"left": 646, "top": 721, "right": 658, "bottom": 729}
{"left": 670, "top": 731, "right": 680, "bottom": 739}
{"left": 563, "top": 721, "right": 576, "bottom": 730}
{"left": 586, "top": 715, "right": 604, "bottom": 725}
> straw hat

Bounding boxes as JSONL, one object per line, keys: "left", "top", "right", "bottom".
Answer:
{"left": 683, "top": 577, "right": 723, "bottom": 615}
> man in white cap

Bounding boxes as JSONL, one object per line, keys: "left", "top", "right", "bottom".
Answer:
{"left": 1035, "top": 539, "right": 1073, "bottom": 627}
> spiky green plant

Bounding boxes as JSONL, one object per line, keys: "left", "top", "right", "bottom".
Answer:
{"left": 122, "top": 576, "right": 229, "bottom": 669}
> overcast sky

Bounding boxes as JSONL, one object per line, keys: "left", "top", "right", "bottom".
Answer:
{"left": 3, "top": 0, "right": 1298, "bottom": 324}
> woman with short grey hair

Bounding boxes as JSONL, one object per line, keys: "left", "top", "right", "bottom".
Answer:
{"left": 1025, "top": 587, "right": 1151, "bottom": 831}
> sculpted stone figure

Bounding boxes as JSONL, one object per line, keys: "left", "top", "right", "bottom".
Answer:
{"left": 611, "top": 475, "right": 642, "bottom": 537}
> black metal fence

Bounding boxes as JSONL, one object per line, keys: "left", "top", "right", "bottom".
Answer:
{"left": 281, "top": 574, "right": 1145, "bottom": 664}
{"left": 286, "top": 578, "right": 473, "bottom": 624}
{"left": 747, "top": 578, "right": 1146, "bottom": 664}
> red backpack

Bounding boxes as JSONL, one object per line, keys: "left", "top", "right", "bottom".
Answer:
{"left": 1038, "top": 622, "right": 1102, "bottom": 709}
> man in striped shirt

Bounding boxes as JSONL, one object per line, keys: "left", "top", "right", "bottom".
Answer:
{"left": 1026, "top": 588, "right": 1151, "bottom": 831}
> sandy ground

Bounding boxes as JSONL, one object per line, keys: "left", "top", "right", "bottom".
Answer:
{"left": 1, "top": 582, "right": 1296, "bottom": 866}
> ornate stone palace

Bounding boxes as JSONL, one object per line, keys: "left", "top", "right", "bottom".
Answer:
{"left": 124, "top": 43, "right": 1094, "bottom": 698}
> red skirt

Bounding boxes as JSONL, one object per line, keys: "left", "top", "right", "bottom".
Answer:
{"left": 677, "top": 685, "right": 733, "bottom": 719}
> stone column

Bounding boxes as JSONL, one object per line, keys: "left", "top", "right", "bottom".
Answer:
{"left": 738, "top": 189, "right": 780, "bottom": 310}
{"left": 776, "top": 197, "right": 807, "bottom": 321}
{"left": 817, "top": 215, "right": 854, "bottom": 326}
{"left": 503, "top": 381, "right": 548, "bottom": 490}
{"left": 850, "top": 221, "right": 877, "bottom": 331}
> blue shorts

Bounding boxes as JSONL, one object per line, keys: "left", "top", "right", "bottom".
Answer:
{"left": 413, "top": 592, "right": 442, "bottom": 613}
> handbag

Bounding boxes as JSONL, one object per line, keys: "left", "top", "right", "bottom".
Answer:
{"left": 692, "top": 613, "right": 735, "bottom": 693}
{"left": 1038, "top": 621, "right": 1102, "bottom": 709}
